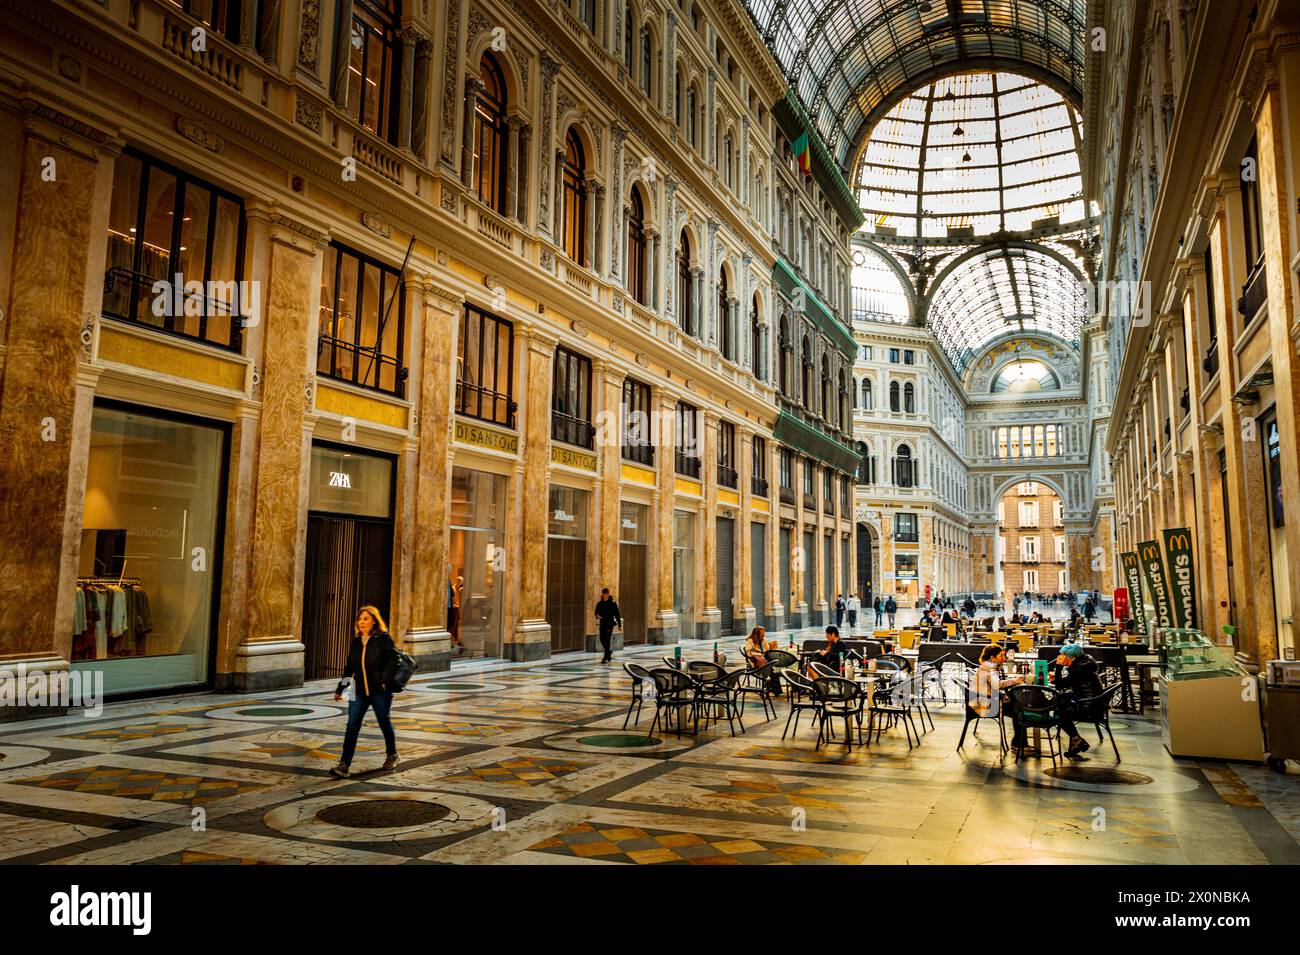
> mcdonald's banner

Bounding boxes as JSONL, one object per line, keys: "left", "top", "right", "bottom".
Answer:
{"left": 1162, "top": 527, "right": 1199, "bottom": 630}
{"left": 1120, "top": 552, "right": 1148, "bottom": 635}
{"left": 1137, "top": 539, "right": 1174, "bottom": 630}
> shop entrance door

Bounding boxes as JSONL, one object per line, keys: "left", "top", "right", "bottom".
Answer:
{"left": 303, "top": 515, "right": 393, "bottom": 680}
{"left": 750, "top": 522, "right": 767, "bottom": 630}
{"left": 618, "top": 541, "right": 648, "bottom": 644}
{"left": 546, "top": 536, "right": 588, "bottom": 653}
{"left": 716, "top": 516, "right": 735, "bottom": 636}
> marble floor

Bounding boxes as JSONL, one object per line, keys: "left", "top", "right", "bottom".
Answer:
{"left": 1, "top": 640, "right": 1297, "bottom": 866}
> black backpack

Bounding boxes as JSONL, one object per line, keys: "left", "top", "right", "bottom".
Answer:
{"left": 390, "top": 648, "right": 418, "bottom": 692}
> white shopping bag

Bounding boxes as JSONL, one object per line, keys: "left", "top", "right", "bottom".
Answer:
{"left": 339, "top": 679, "right": 355, "bottom": 702}
{"left": 640, "top": 677, "right": 657, "bottom": 701}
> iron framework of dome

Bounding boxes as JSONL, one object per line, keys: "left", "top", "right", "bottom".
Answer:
{"left": 742, "top": 0, "right": 1087, "bottom": 171}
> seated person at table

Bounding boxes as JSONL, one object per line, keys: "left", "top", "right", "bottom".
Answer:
{"left": 809, "top": 625, "right": 850, "bottom": 676}
{"left": 1049, "top": 643, "right": 1104, "bottom": 758}
{"left": 941, "top": 608, "right": 960, "bottom": 626}
{"left": 996, "top": 616, "right": 1008, "bottom": 630}
{"left": 1068, "top": 608, "right": 1082, "bottom": 630}
{"left": 971, "top": 643, "right": 1027, "bottom": 749}
{"left": 744, "top": 626, "right": 783, "bottom": 695}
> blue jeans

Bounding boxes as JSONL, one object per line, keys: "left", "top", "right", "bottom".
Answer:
{"left": 340, "top": 691, "right": 397, "bottom": 765}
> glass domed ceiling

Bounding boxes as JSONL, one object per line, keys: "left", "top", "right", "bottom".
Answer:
{"left": 992, "top": 359, "right": 1060, "bottom": 393}
{"left": 858, "top": 72, "right": 1087, "bottom": 239}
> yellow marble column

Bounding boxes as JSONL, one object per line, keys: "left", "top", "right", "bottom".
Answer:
{"left": 234, "top": 206, "right": 329, "bottom": 690}
{"left": 593, "top": 361, "right": 623, "bottom": 651}
{"left": 650, "top": 389, "right": 679, "bottom": 644}
{"left": 507, "top": 325, "right": 555, "bottom": 661}
{"left": 0, "top": 109, "right": 114, "bottom": 716}
{"left": 736, "top": 428, "right": 756, "bottom": 633}
{"left": 700, "top": 412, "right": 720, "bottom": 642}
{"left": 402, "top": 277, "right": 461, "bottom": 671}
{"left": 767, "top": 440, "right": 785, "bottom": 631}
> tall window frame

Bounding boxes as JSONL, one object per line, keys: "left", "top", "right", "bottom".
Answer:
{"left": 677, "top": 230, "right": 694, "bottom": 335}
{"left": 472, "top": 52, "right": 509, "bottom": 214}
{"left": 345, "top": 0, "right": 403, "bottom": 143}
{"left": 626, "top": 187, "right": 647, "bottom": 305}
{"left": 561, "top": 128, "right": 587, "bottom": 266}
{"left": 318, "top": 241, "right": 408, "bottom": 396}
{"left": 675, "top": 400, "right": 701, "bottom": 477}
{"left": 552, "top": 346, "right": 594, "bottom": 449}
{"left": 456, "top": 304, "right": 516, "bottom": 427}
{"left": 718, "top": 267, "right": 732, "bottom": 360}
{"left": 621, "top": 376, "right": 654, "bottom": 465}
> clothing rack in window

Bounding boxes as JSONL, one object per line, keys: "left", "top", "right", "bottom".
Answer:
{"left": 73, "top": 577, "right": 152, "bottom": 662}
{"left": 77, "top": 576, "right": 141, "bottom": 585}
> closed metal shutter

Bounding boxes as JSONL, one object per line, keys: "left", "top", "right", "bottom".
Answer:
{"left": 618, "top": 541, "right": 647, "bottom": 644}
{"left": 716, "top": 516, "right": 735, "bottom": 635}
{"left": 841, "top": 536, "right": 851, "bottom": 595}
{"left": 751, "top": 522, "right": 767, "bottom": 630}
{"left": 779, "top": 526, "right": 792, "bottom": 618}
{"left": 824, "top": 534, "right": 834, "bottom": 605}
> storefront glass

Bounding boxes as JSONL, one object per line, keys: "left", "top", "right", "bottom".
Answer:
{"left": 673, "top": 510, "right": 696, "bottom": 638}
{"left": 76, "top": 405, "right": 227, "bottom": 695}
{"left": 546, "top": 485, "right": 590, "bottom": 652}
{"left": 619, "top": 502, "right": 649, "bottom": 644}
{"left": 449, "top": 466, "right": 508, "bottom": 658}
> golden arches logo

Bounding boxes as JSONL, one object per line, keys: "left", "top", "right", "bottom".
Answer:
{"left": 1141, "top": 545, "right": 1159, "bottom": 560}
{"left": 1168, "top": 533, "right": 1190, "bottom": 550}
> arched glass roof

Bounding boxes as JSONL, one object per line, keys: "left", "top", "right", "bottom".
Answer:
{"left": 742, "top": 0, "right": 1086, "bottom": 170}
{"left": 992, "top": 359, "right": 1060, "bottom": 393}
{"left": 850, "top": 246, "right": 911, "bottom": 324}
{"left": 927, "top": 245, "right": 1085, "bottom": 374}
{"left": 858, "top": 72, "right": 1086, "bottom": 239}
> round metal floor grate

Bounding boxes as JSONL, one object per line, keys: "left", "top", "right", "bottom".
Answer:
{"left": 1043, "top": 766, "right": 1153, "bottom": 786}
{"left": 317, "top": 800, "right": 453, "bottom": 828}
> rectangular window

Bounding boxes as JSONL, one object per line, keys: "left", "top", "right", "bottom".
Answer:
{"left": 823, "top": 467, "right": 834, "bottom": 504}
{"left": 778, "top": 447, "right": 793, "bottom": 489}
{"left": 102, "top": 148, "right": 246, "bottom": 350}
{"left": 903, "top": 349, "right": 914, "bottom": 365}
{"left": 1019, "top": 501, "right": 1039, "bottom": 526}
{"left": 167, "top": 0, "right": 245, "bottom": 42}
{"left": 456, "top": 305, "right": 515, "bottom": 427}
{"left": 1055, "top": 535, "right": 1066, "bottom": 562}
{"left": 802, "top": 459, "right": 814, "bottom": 495}
{"left": 894, "top": 554, "right": 918, "bottom": 581}
{"left": 1024, "top": 569, "right": 1039, "bottom": 591}
{"left": 318, "top": 242, "right": 407, "bottom": 395}
{"left": 894, "top": 512, "right": 918, "bottom": 542}
{"left": 888, "top": 347, "right": 900, "bottom": 363}
{"left": 675, "top": 401, "right": 701, "bottom": 477}
{"left": 551, "top": 347, "right": 593, "bottom": 448}
{"left": 621, "top": 377, "right": 654, "bottom": 465}
{"left": 717, "top": 421, "right": 737, "bottom": 488}
{"left": 1021, "top": 536, "right": 1039, "bottom": 561}
{"left": 344, "top": 0, "right": 402, "bottom": 143}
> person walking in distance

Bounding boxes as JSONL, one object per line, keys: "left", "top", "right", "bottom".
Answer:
{"left": 845, "top": 593, "right": 860, "bottom": 631}
{"left": 834, "top": 593, "right": 846, "bottom": 628}
{"left": 885, "top": 594, "right": 898, "bottom": 629}
{"left": 874, "top": 596, "right": 884, "bottom": 627}
{"left": 331, "top": 605, "right": 400, "bottom": 778}
{"left": 594, "top": 588, "right": 622, "bottom": 664}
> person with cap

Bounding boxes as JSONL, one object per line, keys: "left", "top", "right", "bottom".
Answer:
{"left": 1049, "top": 643, "right": 1104, "bottom": 758}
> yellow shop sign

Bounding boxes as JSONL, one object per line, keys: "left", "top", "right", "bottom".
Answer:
{"left": 552, "top": 445, "right": 597, "bottom": 471}
{"left": 454, "top": 419, "right": 519, "bottom": 455}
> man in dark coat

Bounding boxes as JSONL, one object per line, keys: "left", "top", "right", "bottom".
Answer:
{"left": 594, "top": 588, "right": 622, "bottom": 663}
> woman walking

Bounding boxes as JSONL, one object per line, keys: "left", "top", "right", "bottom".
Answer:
{"left": 331, "top": 605, "right": 400, "bottom": 778}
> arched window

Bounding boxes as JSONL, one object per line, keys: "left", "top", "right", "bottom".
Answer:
{"left": 903, "top": 381, "right": 915, "bottom": 414}
{"left": 686, "top": 84, "right": 698, "bottom": 147}
{"left": 837, "top": 370, "right": 847, "bottom": 430}
{"left": 889, "top": 380, "right": 900, "bottom": 412}
{"left": 717, "top": 267, "right": 731, "bottom": 360}
{"left": 640, "top": 27, "right": 653, "bottom": 96}
{"left": 778, "top": 316, "right": 790, "bottom": 394}
{"left": 750, "top": 295, "right": 762, "bottom": 380}
{"left": 801, "top": 336, "right": 813, "bottom": 409}
{"left": 677, "top": 230, "right": 693, "bottom": 335}
{"left": 820, "top": 355, "right": 831, "bottom": 420}
{"left": 561, "top": 129, "right": 586, "bottom": 265}
{"left": 472, "top": 52, "right": 508, "bottom": 213}
{"left": 345, "top": 0, "right": 402, "bottom": 142}
{"left": 623, "top": 5, "right": 634, "bottom": 67}
{"left": 894, "top": 443, "right": 914, "bottom": 488}
{"left": 579, "top": 0, "right": 595, "bottom": 32}
{"left": 626, "top": 187, "right": 646, "bottom": 305}
{"left": 675, "top": 65, "right": 683, "bottom": 124}
{"left": 723, "top": 133, "right": 733, "bottom": 188}
{"left": 862, "top": 377, "right": 873, "bottom": 410}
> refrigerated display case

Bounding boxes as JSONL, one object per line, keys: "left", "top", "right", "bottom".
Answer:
{"left": 1155, "top": 628, "right": 1264, "bottom": 761}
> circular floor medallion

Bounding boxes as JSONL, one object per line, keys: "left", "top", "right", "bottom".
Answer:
{"left": 1044, "top": 766, "right": 1154, "bottom": 786}
{"left": 0, "top": 744, "right": 52, "bottom": 771}
{"left": 543, "top": 729, "right": 694, "bottom": 755}
{"left": 317, "top": 799, "right": 453, "bottom": 828}
{"left": 415, "top": 680, "right": 508, "bottom": 694}
{"left": 205, "top": 703, "right": 340, "bottom": 723}
{"left": 576, "top": 733, "right": 662, "bottom": 748}
{"left": 1002, "top": 759, "right": 1199, "bottom": 795}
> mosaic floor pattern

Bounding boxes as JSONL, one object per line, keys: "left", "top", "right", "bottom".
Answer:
{"left": 0, "top": 640, "right": 1298, "bottom": 865}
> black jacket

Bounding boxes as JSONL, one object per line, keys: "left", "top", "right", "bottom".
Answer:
{"left": 594, "top": 598, "right": 622, "bottom": 631}
{"left": 1050, "top": 653, "right": 1103, "bottom": 699}
{"left": 337, "top": 632, "right": 398, "bottom": 697}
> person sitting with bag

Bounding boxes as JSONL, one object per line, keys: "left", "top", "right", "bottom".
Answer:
{"left": 744, "top": 626, "right": 782, "bottom": 695}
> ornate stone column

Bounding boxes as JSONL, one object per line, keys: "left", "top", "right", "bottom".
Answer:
{"left": 411, "top": 35, "right": 433, "bottom": 157}
{"left": 583, "top": 179, "right": 599, "bottom": 271}
{"left": 552, "top": 147, "right": 566, "bottom": 240}
{"left": 690, "top": 266, "right": 703, "bottom": 336}
{"left": 402, "top": 278, "right": 462, "bottom": 672}
{"left": 514, "top": 121, "right": 531, "bottom": 224}
{"left": 647, "top": 228, "right": 661, "bottom": 310}
{"left": 398, "top": 27, "right": 417, "bottom": 149}
{"left": 0, "top": 109, "right": 114, "bottom": 718}
{"left": 650, "top": 389, "right": 680, "bottom": 644}
{"left": 737, "top": 428, "right": 756, "bottom": 634}
{"left": 505, "top": 115, "right": 524, "bottom": 220}
{"left": 592, "top": 362, "right": 624, "bottom": 651}
{"left": 506, "top": 327, "right": 556, "bottom": 661}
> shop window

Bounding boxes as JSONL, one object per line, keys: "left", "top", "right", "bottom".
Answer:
{"left": 473, "top": 52, "right": 509, "bottom": 214}
{"left": 552, "top": 346, "right": 594, "bottom": 449}
{"left": 894, "top": 512, "right": 918, "bottom": 542}
{"left": 456, "top": 304, "right": 516, "bottom": 427}
{"left": 76, "top": 403, "right": 227, "bottom": 695}
{"left": 675, "top": 401, "right": 701, "bottom": 477}
{"left": 561, "top": 128, "right": 587, "bottom": 265}
{"left": 318, "top": 242, "right": 407, "bottom": 396}
{"left": 895, "top": 554, "right": 918, "bottom": 584}
{"left": 718, "top": 420, "right": 737, "bottom": 488}
{"left": 343, "top": 0, "right": 402, "bottom": 143}
{"left": 621, "top": 377, "right": 654, "bottom": 465}
{"left": 102, "top": 149, "right": 246, "bottom": 350}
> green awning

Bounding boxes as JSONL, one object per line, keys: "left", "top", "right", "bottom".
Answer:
{"left": 772, "top": 258, "right": 857, "bottom": 360}
{"left": 773, "top": 410, "right": 861, "bottom": 473}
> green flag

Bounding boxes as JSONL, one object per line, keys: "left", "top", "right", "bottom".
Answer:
{"left": 1162, "top": 527, "right": 1198, "bottom": 630}
{"left": 1137, "top": 539, "right": 1174, "bottom": 630}
{"left": 1120, "top": 551, "right": 1148, "bottom": 635}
